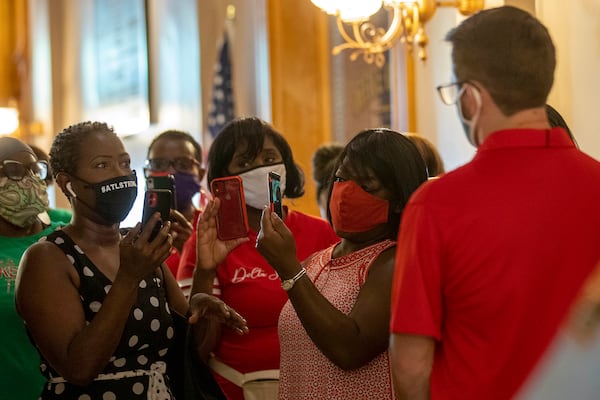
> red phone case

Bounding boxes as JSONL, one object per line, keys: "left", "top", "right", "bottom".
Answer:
{"left": 210, "top": 176, "right": 249, "bottom": 241}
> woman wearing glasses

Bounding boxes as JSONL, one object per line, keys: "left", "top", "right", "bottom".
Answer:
{"left": 145, "top": 130, "right": 208, "bottom": 280}
{"left": 0, "top": 136, "right": 62, "bottom": 399}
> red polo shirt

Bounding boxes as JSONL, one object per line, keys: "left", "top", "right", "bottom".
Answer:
{"left": 391, "top": 128, "right": 600, "bottom": 399}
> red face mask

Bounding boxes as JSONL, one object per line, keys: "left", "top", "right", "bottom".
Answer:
{"left": 329, "top": 180, "right": 389, "bottom": 233}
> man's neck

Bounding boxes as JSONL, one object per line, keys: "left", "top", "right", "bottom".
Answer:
{"left": 479, "top": 107, "right": 550, "bottom": 144}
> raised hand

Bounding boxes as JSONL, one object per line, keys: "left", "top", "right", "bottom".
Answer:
{"left": 256, "top": 206, "right": 301, "bottom": 279}
{"left": 195, "top": 198, "right": 248, "bottom": 271}
{"left": 188, "top": 293, "right": 249, "bottom": 335}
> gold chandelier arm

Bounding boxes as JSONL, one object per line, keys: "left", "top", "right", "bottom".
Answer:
{"left": 335, "top": 16, "right": 360, "bottom": 47}
{"left": 377, "top": 4, "right": 403, "bottom": 49}
{"left": 318, "top": 0, "right": 484, "bottom": 66}
{"left": 352, "top": 21, "right": 368, "bottom": 47}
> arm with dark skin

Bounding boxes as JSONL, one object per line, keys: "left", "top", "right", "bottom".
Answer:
{"left": 188, "top": 198, "right": 249, "bottom": 360}
{"left": 15, "top": 215, "right": 173, "bottom": 385}
{"left": 16, "top": 212, "right": 247, "bottom": 386}
{"left": 256, "top": 209, "right": 395, "bottom": 370}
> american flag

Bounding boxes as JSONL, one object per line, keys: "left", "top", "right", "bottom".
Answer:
{"left": 207, "top": 32, "right": 234, "bottom": 138}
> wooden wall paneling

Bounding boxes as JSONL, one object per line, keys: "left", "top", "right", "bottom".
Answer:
{"left": 267, "top": 0, "right": 331, "bottom": 217}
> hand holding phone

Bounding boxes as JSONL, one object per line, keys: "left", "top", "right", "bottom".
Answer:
{"left": 142, "top": 189, "right": 172, "bottom": 241}
{"left": 268, "top": 172, "right": 283, "bottom": 219}
{"left": 210, "top": 176, "right": 249, "bottom": 241}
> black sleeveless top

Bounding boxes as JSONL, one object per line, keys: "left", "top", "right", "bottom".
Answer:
{"left": 34, "top": 229, "right": 176, "bottom": 399}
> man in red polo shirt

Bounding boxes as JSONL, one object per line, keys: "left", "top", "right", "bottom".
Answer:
{"left": 389, "top": 6, "right": 600, "bottom": 400}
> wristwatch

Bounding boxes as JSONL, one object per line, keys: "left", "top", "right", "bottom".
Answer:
{"left": 281, "top": 268, "right": 307, "bottom": 291}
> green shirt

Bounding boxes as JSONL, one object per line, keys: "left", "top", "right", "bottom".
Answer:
{"left": 47, "top": 208, "right": 72, "bottom": 225}
{"left": 0, "top": 221, "right": 63, "bottom": 399}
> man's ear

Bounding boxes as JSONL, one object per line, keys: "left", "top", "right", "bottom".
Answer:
{"left": 461, "top": 84, "right": 482, "bottom": 118}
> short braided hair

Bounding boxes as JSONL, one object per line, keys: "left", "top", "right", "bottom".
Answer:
{"left": 50, "top": 121, "right": 116, "bottom": 177}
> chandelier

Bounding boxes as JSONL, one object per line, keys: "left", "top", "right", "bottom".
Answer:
{"left": 310, "top": 0, "right": 485, "bottom": 67}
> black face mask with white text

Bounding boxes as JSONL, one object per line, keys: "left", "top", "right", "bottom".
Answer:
{"left": 70, "top": 172, "right": 138, "bottom": 224}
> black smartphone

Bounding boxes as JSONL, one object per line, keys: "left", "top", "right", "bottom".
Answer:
{"left": 268, "top": 171, "right": 283, "bottom": 219}
{"left": 146, "top": 173, "right": 176, "bottom": 210}
{"left": 142, "top": 189, "right": 172, "bottom": 241}
{"left": 210, "top": 176, "right": 249, "bottom": 241}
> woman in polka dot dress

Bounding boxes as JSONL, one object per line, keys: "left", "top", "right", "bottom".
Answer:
{"left": 15, "top": 122, "right": 247, "bottom": 399}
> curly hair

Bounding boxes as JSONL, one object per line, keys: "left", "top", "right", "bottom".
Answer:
{"left": 312, "top": 143, "right": 344, "bottom": 201}
{"left": 147, "top": 129, "right": 203, "bottom": 163}
{"left": 49, "top": 121, "right": 116, "bottom": 177}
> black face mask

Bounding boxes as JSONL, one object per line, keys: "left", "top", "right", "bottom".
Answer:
{"left": 70, "top": 172, "right": 138, "bottom": 224}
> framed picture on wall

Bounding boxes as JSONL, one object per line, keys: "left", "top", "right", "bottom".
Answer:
{"left": 80, "top": 0, "right": 149, "bottom": 135}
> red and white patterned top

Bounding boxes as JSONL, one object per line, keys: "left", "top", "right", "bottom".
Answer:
{"left": 278, "top": 239, "right": 396, "bottom": 400}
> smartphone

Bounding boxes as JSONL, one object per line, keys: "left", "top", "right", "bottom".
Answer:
{"left": 142, "top": 189, "right": 172, "bottom": 241}
{"left": 146, "top": 173, "right": 176, "bottom": 210}
{"left": 210, "top": 176, "right": 249, "bottom": 241}
{"left": 268, "top": 172, "right": 283, "bottom": 219}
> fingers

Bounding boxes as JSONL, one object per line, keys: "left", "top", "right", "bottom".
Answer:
{"left": 259, "top": 206, "right": 275, "bottom": 235}
{"left": 169, "top": 209, "right": 190, "bottom": 226}
{"left": 138, "top": 212, "right": 162, "bottom": 242}
{"left": 122, "top": 223, "right": 141, "bottom": 245}
{"left": 218, "top": 302, "right": 248, "bottom": 334}
{"left": 188, "top": 294, "right": 248, "bottom": 334}
{"left": 225, "top": 237, "right": 250, "bottom": 253}
{"left": 197, "top": 199, "right": 219, "bottom": 233}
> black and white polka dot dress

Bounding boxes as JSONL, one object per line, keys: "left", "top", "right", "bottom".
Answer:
{"left": 34, "top": 230, "right": 176, "bottom": 399}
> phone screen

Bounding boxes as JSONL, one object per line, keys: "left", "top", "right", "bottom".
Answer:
{"left": 268, "top": 172, "right": 283, "bottom": 219}
{"left": 142, "top": 189, "right": 172, "bottom": 241}
{"left": 146, "top": 173, "right": 176, "bottom": 210}
{"left": 210, "top": 176, "right": 249, "bottom": 241}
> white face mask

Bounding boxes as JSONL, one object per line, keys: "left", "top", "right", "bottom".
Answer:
{"left": 457, "top": 84, "right": 482, "bottom": 146}
{"left": 238, "top": 163, "right": 287, "bottom": 210}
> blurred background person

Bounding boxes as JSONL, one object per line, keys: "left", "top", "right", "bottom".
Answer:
{"left": 29, "top": 144, "right": 72, "bottom": 225}
{"left": 546, "top": 104, "right": 578, "bottom": 148}
{"left": 0, "top": 136, "right": 63, "bottom": 399}
{"left": 145, "top": 130, "right": 207, "bottom": 279}
{"left": 312, "top": 142, "right": 344, "bottom": 219}
{"left": 404, "top": 133, "right": 446, "bottom": 177}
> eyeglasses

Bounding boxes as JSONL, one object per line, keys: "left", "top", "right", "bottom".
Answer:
{"left": 145, "top": 157, "right": 200, "bottom": 174}
{"left": 0, "top": 160, "right": 48, "bottom": 181}
{"left": 436, "top": 81, "right": 466, "bottom": 105}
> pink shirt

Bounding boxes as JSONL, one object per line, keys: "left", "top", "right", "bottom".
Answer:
{"left": 279, "top": 240, "right": 396, "bottom": 400}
